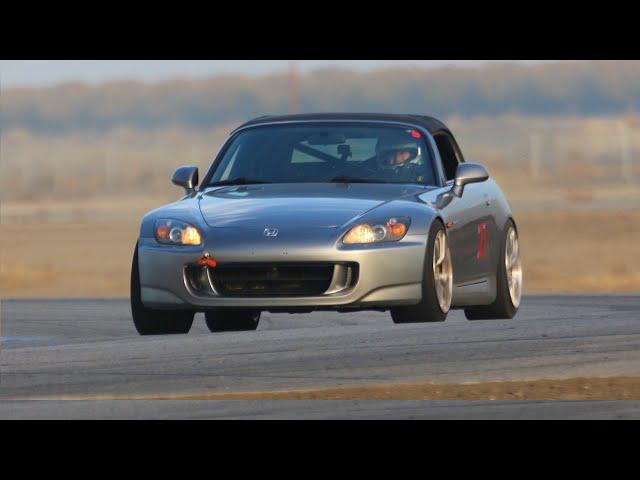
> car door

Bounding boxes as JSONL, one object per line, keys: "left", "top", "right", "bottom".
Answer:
{"left": 433, "top": 132, "right": 497, "bottom": 287}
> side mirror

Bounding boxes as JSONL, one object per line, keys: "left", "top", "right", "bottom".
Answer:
{"left": 171, "top": 166, "right": 199, "bottom": 194}
{"left": 452, "top": 163, "right": 489, "bottom": 197}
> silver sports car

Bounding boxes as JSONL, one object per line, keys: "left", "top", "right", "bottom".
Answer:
{"left": 131, "top": 113, "right": 522, "bottom": 335}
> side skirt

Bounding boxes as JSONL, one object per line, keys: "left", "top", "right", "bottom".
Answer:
{"left": 451, "top": 276, "right": 496, "bottom": 307}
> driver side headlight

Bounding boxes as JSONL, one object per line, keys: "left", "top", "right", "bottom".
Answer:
{"left": 154, "top": 219, "right": 202, "bottom": 246}
{"left": 342, "top": 217, "right": 410, "bottom": 244}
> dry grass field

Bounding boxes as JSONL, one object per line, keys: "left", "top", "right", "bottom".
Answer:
{"left": 1, "top": 188, "right": 639, "bottom": 298}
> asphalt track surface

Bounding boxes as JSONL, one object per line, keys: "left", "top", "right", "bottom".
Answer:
{"left": 1, "top": 295, "right": 639, "bottom": 419}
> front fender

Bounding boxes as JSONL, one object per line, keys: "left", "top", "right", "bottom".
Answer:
{"left": 339, "top": 198, "right": 438, "bottom": 238}
{"left": 139, "top": 197, "right": 206, "bottom": 239}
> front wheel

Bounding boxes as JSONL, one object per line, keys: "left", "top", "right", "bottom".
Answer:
{"left": 390, "top": 221, "right": 452, "bottom": 324}
{"left": 464, "top": 220, "right": 522, "bottom": 320}
{"left": 205, "top": 309, "right": 261, "bottom": 332}
{"left": 130, "top": 244, "right": 194, "bottom": 335}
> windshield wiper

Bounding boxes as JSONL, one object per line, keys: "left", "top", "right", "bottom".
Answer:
{"left": 209, "top": 177, "right": 272, "bottom": 187}
{"left": 329, "top": 176, "right": 389, "bottom": 184}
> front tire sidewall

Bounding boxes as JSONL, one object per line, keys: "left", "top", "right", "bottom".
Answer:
{"left": 130, "top": 244, "right": 194, "bottom": 335}
{"left": 390, "top": 221, "right": 450, "bottom": 324}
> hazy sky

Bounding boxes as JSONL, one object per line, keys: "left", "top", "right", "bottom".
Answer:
{"left": 0, "top": 60, "right": 552, "bottom": 88}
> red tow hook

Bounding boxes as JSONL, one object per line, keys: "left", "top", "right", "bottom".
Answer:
{"left": 196, "top": 253, "right": 217, "bottom": 268}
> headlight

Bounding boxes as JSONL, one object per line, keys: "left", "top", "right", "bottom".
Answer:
{"left": 154, "top": 219, "right": 202, "bottom": 246}
{"left": 342, "top": 217, "right": 410, "bottom": 244}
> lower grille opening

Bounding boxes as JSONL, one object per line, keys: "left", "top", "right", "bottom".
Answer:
{"left": 186, "top": 262, "right": 357, "bottom": 297}
{"left": 215, "top": 263, "right": 334, "bottom": 296}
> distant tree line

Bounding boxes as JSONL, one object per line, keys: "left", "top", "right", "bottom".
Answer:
{"left": 3, "top": 61, "right": 640, "bottom": 134}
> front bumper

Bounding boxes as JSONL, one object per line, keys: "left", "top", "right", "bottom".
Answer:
{"left": 137, "top": 235, "right": 427, "bottom": 310}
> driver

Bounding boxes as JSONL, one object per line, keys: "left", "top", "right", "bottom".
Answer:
{"left": 374, "top": 133, "right": 424, "bottom": 182}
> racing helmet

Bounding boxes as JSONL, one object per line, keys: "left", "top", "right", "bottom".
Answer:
{"left": 375, "top": 132, "right": 421, "bottom": 170}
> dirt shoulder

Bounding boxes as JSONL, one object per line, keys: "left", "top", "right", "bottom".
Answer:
{"left": 28, "top": 377, "right": 640, "bottom": 401}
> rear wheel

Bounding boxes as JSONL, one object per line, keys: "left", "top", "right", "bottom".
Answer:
{"left": 464, "top": 220, "right": 522, "bottom": 320}
{"left": 205, "top": 309, "right": 261, "bottom": 332}
{"left": 390, "top": 221, "right": 452, "bottom": 324}
{"left": 130, "top": 244, "right": 194, "bottom": 335}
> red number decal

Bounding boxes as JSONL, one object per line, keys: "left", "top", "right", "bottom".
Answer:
{"left": 476, "top": 222, "right": 487, "bottom": 260}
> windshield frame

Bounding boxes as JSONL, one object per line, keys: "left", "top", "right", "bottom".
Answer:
{"left": 200, "top": 120, "right": 444, "bottom": 190}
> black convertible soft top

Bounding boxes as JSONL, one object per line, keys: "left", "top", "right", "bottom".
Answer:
{"left": 233, "top": 113, "right": 452, "bottom": 136}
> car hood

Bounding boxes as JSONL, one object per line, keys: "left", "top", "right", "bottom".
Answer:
{"left": 198, "top": 183, "right": 426, "bottom": 229}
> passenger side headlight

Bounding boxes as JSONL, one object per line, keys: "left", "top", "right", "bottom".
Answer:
{"left": 154, "top": 219, "right": 202, "bottom": 246}
{"left": 342, "top": 217, "right": 410, "bottom": 244}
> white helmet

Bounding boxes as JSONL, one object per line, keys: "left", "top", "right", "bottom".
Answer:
{"left": 375, "top": 133, "right": 421, "bottom": 171}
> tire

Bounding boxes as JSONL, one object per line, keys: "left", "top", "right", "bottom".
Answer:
{"left": 205, "top": 309, "right": 261, "bottom": 332}
{"left": 464, "top": 219, "right": 522, "bottom": 320}
{"left": 130, "top": 244, "right": 194, "bottom": 335}
{"left": 390, "top": 220, "right": 452, "bottom": 324}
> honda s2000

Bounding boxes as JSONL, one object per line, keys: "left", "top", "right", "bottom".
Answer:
{"left": 131, "top": 113, "right": 522, "bottom": 335}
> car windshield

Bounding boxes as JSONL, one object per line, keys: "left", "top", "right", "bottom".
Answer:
{"left": 206, "top": 124, "right": 437, "bottom": 187}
